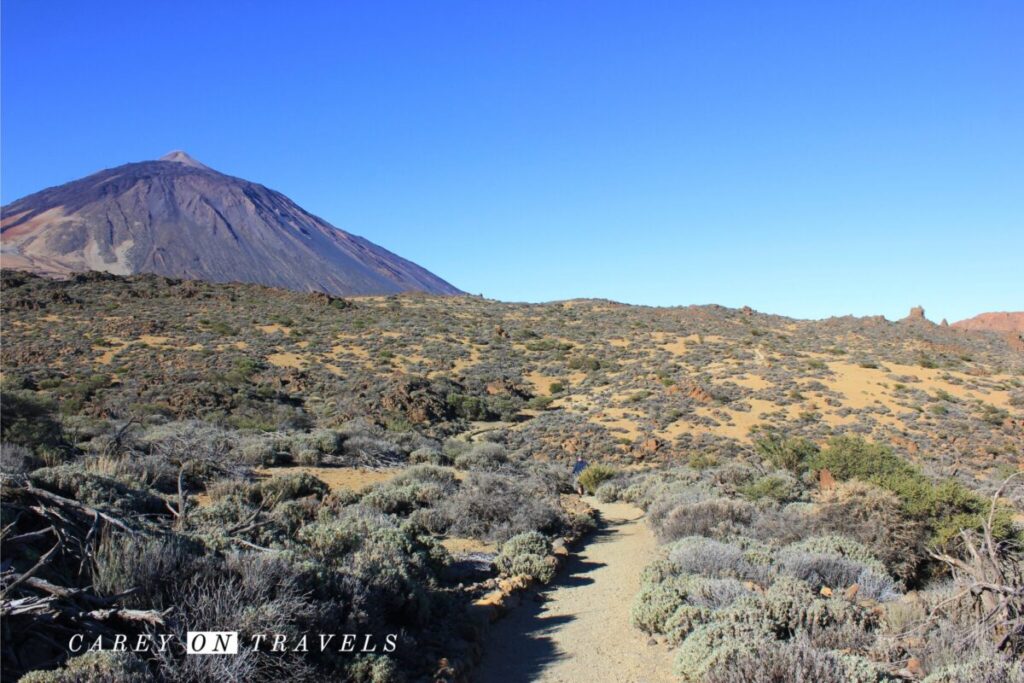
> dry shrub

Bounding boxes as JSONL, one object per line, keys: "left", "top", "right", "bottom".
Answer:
{"left": 440, "top": 472, "right": 565, "bottom": 542}
{"left": 813, "top": 480, "right": 928, "bottom": 583}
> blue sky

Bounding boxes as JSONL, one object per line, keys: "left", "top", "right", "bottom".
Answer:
{"left": 2, "top": 1, "right": 1021, "bottom": 321}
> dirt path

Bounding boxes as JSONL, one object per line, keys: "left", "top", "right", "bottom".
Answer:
{"left": 476, "top": 499, "right": 676, "bottom": 683}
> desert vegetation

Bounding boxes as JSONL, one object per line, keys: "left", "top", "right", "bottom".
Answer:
{"left": 597, "top": 435, "right": 1023, "bottom": 680}
{"left": 2, "top": 271, "right": 1022, "bottom": 681}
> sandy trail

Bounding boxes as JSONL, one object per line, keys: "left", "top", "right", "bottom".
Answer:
{"left": 476, "top": 500, "right": 675, "bottom": 683}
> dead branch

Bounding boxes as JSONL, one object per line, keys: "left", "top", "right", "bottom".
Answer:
{"left": 0, "top": 541, "right": 60, "bottom": 598}
{"left": 23, "top": 484, "right": 136, "bottom": 535}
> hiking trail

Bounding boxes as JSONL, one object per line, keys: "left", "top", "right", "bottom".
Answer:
{"left": 476, "top": 499, "right": 676, "bottom": 683}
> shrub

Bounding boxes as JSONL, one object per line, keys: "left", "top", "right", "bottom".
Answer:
{"left": 0, "top": 441, "right": 40, "bottom": 477}
{"left": 633, "top": 575, "right": 692, "bottom": 635}
{"left": 674, "top": 620, "right": 775, "bottom": 681}
{"left": 151, "top": 553, "right": 316, "bottom": 681}
{"left": 632, "top": 574, "right": 749, "bottom": 636}
{"left": 255, "top": 472, "right": 328, "bottom": 505}
{"left": 812, "top": 481, "right": 927, "bottom": 583}
{"left": 782, "top": 535, "right": 887, "bottom": 574}
{"left": 645, "top": 483, "right": 714, "bottom": 530}
{"left": 390, "top": 464, "right": 458, "bottom": 489}
{"left": 810, "top": 436, "right": 1017, "bottom": 548}
{"left": 139, "top": 420, "right": 234, "bottom": 467}
{"left": 921, "top": 660, "right": 1024, "bottom": 683}
{"left": 666, "top": 536, "right": 767, "bottom": 583}
{"left": 495, "top": 531, "right": 555, "bottom": 583}
{"left": 753, "top": 433, "right": 819, "bottom": 475}
{"left": 577, "top": 463, "right": 617, "bottom": 494}
{"left": 347, "top": 655, "right": 402, "bottom": 683}
{"left": 92, "top": 533, "right": 201, "bottom": 609}
{"left": 497, "top": 529, "right": 551, "bottom": 558}
{"left": 360, "top": 470, "right": 455, "bottom": 516}
{"left": 724, "top": 576, "right": 877, "bottom": 638}
{"left": 305, "top": 429, "right": 344, "bottom": 454}
{"left": 654, "top": 497, "right": 756, "bottom": 543}
{"left": 297, "top": 507, "right": 448, "bottom": 627}
{"left": 29, "top": 465, "right": 166, "bottom": 515}
{"left": 640, "top": 558, "right": 681, "bottom": 585}
{"left": 810, "top": 436, "right": 912, "bottom": 482}
{"left": 294, "top": 447, "right": 321, "bottom": 465}
{"left": 440, "top": 472, "right": 565, "bottom": 542}
{"left": 343, "top": 435, "right": 404, "bottom": 467}
{"left": 595, "top": 481, "right": 621, "bottom": 502}
{"left": 740, "top": 472, "right": 803, "bottom": 503}
{"left": 453, "top": 442, "right": 508, "bottom": 471}
{"left": 776, "top": 550, "right": 899, "bottom": 601}
{"left": 701, "top": 636, "right": 889, "bottom": 683}
{"left": 19, "top": 651, "right": 150, "bottom": 683}
{"left": 409, "top": 447, "right": 451, "bottom": 466}
{"left": 0, "top": 390, "right": 66, "bottom": 455}
{"left": 234, "top": 437, "right": 284, "bottom": 466}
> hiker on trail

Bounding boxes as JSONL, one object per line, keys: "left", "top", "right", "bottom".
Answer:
{"left": 571, "top": 455, "right": 589, "bottom": 495}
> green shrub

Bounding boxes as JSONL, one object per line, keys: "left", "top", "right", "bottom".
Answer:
{"left": 633, "top": 576, "right": 692, "bottom": 635}
{"left": 19, "top": 651, "right": 149, "bottom": 683}
{"left": 577, "top": 463, "right": 617, "bottom": 494}
{"left": 811, "top": 436, "right": 1018, "bottom": 548}
{"left": 753, "top": 433, "right": 819, "bottom": 475}
{"left": 674, "top": 620, "right": 774, "bottom": 681}
{"left": 498, "top": 529, "right": 551, "bottom": 558}
{"left": 810, "top": 436, "right": 913, "bottom": 482}
{"left": 740, "top": 472, "right": 803, "bottom": 503}
{"left": 360, "top": 472, "right": 454, "bottom": 516}
{"left": 632, "top": 574, "right": 748, "bottom": 636}
{"left": 0, "top": 390, "right": 65, "bottom": 455}
{"left": 495, "top": 531, "right": 555, "bottom": 583}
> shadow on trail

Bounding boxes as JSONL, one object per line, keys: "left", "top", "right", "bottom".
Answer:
{"left": 473, "top": 511, "right": 622, "bottom": 682}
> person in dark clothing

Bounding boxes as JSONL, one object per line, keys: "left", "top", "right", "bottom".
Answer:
{"left": 571, "top": 456, "right": 589, "bottom": 495}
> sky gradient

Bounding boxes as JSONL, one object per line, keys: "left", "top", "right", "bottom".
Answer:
{"left": 2, "top": 1, "right": 1021, "bottom": 321}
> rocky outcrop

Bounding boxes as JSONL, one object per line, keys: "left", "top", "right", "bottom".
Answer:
{"left": 903, "top": 306, "right": 929, "bottom": 323}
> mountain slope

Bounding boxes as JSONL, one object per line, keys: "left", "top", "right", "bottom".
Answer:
{"left": 952, "top": 311, "right": 1024, "bottom": 334}
{"left": 0, "top": 152, "right": 461, "bottom": 296}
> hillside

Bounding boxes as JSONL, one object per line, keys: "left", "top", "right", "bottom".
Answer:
{"left": 953, "top": 311, "right": 1024, "bottom": 334}
{"left": 0, "top": 152, "right": 461, "bottom": 296}
{"left": 2, "top": 271, "right": 1022, "bottom": 681}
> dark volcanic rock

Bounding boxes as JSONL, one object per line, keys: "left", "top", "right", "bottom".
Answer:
{"left": 0, "top": 151, "right": 461, "bottom": 296}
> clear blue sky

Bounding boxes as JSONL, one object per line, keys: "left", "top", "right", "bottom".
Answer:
{"left": 2, "top": 1, "right": 1021, "bottom": 321}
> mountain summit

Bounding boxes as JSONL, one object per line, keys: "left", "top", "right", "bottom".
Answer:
{"left": 158, "top": 150, "right": 210, "bottom": 169}
{"left": 0, "top": 153, "right": 461, "bottom": 296}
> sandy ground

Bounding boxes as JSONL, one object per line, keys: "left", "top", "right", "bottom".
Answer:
{"left": 476, "top": 500, "right": 675, "bottom": 683}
